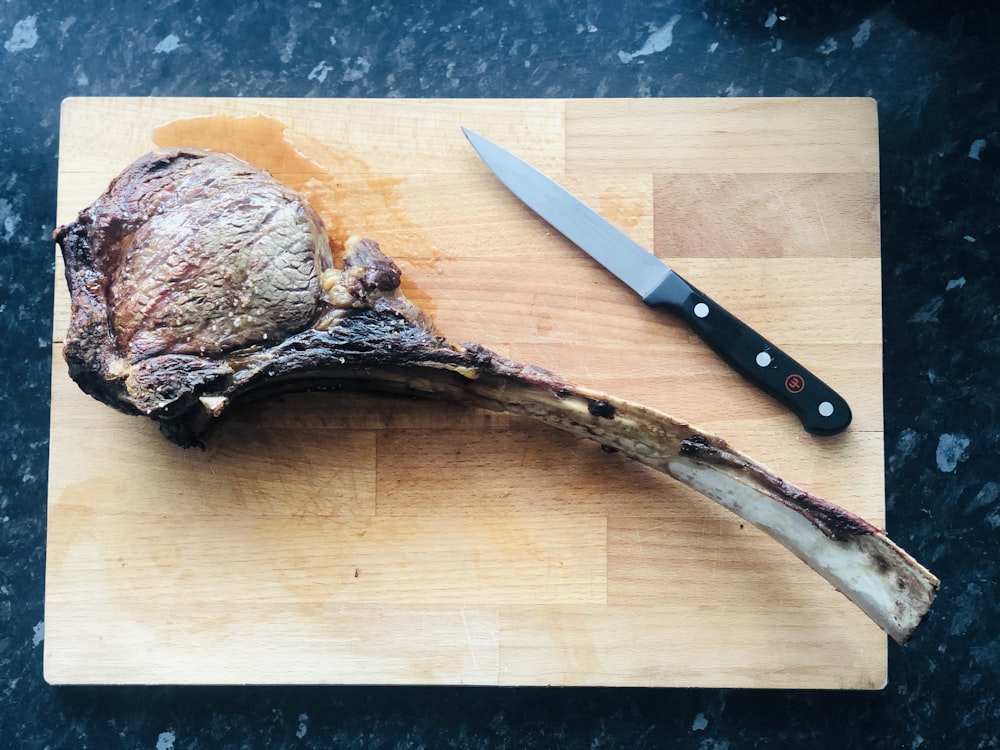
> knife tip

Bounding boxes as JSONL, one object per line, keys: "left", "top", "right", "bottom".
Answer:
{"left": 460, "top": 126, "right": 481, "bottom": 142}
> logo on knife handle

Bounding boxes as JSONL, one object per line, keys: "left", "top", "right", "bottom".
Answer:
{"left": 785, "top": 374, "right": 806, "bottom": 394}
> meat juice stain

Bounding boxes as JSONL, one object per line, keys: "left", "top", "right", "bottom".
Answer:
{"left": 152, "top": 113, "right": 438, "bottom": 317}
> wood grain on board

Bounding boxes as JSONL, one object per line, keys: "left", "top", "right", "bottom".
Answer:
{"left": 46, "top": 97, "right": 885, "bottom": 687}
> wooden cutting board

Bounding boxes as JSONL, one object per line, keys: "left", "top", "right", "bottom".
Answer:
{"left": 45, "top": 97, "right": 886, "bottom": 687}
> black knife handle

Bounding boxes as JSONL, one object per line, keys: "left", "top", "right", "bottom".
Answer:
{"left": 644, "top": 272, "right": 852, "bottom": 436}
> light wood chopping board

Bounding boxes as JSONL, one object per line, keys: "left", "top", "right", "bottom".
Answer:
{"left": 45, "top": 97, "right": 885, "bottom": 687}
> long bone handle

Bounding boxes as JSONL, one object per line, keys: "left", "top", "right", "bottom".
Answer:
{"left": 343, "top": 351, "right": 939, "bottom": 645}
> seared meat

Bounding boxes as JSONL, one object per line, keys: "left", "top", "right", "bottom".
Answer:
{"left": 53, "top": 148, "right": 938, "bottom": 643}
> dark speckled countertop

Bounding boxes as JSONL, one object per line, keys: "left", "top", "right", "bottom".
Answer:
{"left": 2, "top": 0, "right": 997, "bottom": 747}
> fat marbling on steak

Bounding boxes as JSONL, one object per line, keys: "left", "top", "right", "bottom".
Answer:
{"left": 54, "top": 148, "right": 939, "bottom": 644}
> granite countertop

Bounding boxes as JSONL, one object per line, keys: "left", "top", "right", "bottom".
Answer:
{"left": 2, "top": 0, "right": 997, "bottom": 746}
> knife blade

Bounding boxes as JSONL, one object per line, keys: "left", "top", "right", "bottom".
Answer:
{"left": 462, "top": 127, "right": 852, "bottom": 436}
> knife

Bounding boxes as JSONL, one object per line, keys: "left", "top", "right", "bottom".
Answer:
{"left": 462, "top": 127, "right": 852, "bottom": 436}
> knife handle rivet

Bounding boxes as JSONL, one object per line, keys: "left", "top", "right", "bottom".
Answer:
{"left": 818, "top": 401, "right": 835, "bottom": 417}
{"left": 693, "top": 302, "right": 710, "bottom": 319}
{"left": 755, "top": 351, "right": 773, "bottom": 367}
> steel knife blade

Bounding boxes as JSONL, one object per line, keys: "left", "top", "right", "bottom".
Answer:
{"left": 462, "top": 127, "right": 852, "bottom": 435}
